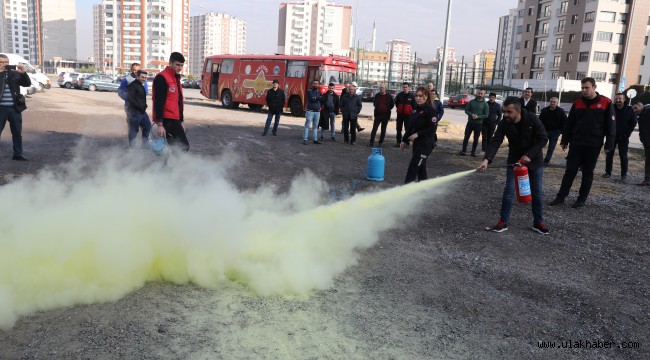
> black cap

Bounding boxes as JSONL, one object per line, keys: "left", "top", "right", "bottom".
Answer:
{"left": 272, "top": 79, "right": 279, "bottom": 84}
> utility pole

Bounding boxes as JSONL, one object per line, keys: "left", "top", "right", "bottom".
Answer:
{"left": 387, "top": 42, "right": 394, "bottom": 88}
{"left": 439, "top": 0, "right": 453, "bottom": 99}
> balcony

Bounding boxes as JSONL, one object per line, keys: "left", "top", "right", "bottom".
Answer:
{"left": 554, "top": 26, "right": 565, "bottom": 34}
{"left": 538, "top": 11, "right": 552, "bottom": 20}
{"left": 549, "top": 62, "right": 561, "bottom": 69}
{"left": 535, "top": 30, "right": 549, "bottom": 37}
{"left": 556, "top": 8, "right": 567, "bottom": 16}
{"left": 533, "top": 46, "right": 547, "bottom": 54}
{"left": 552, "top": 44, "right": 563, "bottom": 52}
{"left": 532, "top": 63, "right": 546, "bottom": 70}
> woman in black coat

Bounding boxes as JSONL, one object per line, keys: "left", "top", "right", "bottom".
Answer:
{"left": 400, "top": 86, "right": 439, "bottom": 183}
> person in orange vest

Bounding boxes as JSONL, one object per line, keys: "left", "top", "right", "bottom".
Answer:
{"left": 153, "top": 52, "right": 189, "bottom": 151}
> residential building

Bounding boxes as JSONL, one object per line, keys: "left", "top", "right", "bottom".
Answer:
{"left": 350, "top": 48, "right": 389, "bottom": 84}
{"left": 93, "top": 0, "right": 191, "bottom": 74}
{"left": 471, "top": 49, "right": 496, "bottom": 86}
{"left": 495, "top": 9, "right": 518, "bottom": 82}
{"left": 1, "top": 0, "right": 30, "bottom": 61}
{"left": 29, "top": 0, "right": 77, "bottom": 66}
{"left": 386, "top": 39, "right": 413, "bottom": 83}
{"left": 277, "top": 0, "right": 352, "bottom": 56}
{"left": 189, "top": 12, "right": 247, "bottom": 77}
{"left": 436, "top": 47, "right": 457, "bottom": 62}
{"left": 511, "top": 0, "right": 650, "bottom": 91}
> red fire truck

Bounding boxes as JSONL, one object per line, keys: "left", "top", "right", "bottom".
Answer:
{"left": 200, "top": 54, "right": 357, "bottom": 116}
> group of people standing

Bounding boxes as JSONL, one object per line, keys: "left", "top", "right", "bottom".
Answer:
{"left": 478, "top": 77, "right": 649, "bottom": 236}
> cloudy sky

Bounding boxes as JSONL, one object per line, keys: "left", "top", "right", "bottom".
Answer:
{"left": 76, "top": 0, "right": 515, "bottom": 61}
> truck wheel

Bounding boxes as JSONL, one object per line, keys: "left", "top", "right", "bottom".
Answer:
{"left": 289, "top": 96, "right": 303, "bottom": 117}
{"left": 221, "top": 90, "right": 233, "bottom": 108}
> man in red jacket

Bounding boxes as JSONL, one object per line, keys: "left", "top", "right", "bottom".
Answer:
{"left": 394, "top": 82, "right": 416, "bottom": 147}
{"left": 153, "top": 52, "right": 189, "bottom": 151}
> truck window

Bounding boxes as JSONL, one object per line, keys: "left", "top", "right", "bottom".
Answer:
{"left": 204, "top": 59, "right": 212, "bottom": 73}
{"left": 221, "top": 59, "right": 235, "bottom": 74}
{"left": 287, "top": 61, "right": 307, "bottom": 78}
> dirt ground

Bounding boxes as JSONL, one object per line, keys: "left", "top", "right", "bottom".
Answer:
{"left": 0, "top": 87, "right": 648, "bottom": 360}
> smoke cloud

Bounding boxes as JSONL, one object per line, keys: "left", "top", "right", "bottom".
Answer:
{"left": 0, "top": 149, "right": 472, "bottom": 329}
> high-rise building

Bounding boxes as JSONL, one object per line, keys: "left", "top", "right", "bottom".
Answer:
{"left": 495, "top": 9, "right": 518, "bottom": 82}
{"left": 350, "top": 48, "right": 389, "bottom": 84}
{"left": 93, "top": 0, "right": 191, "bottom": 74}
{"left": 472, "top": 49, "right": 496, "bottom": 86}
{"left": 1, "top": 0, "right": 77, "bottom": 65}
{"left": 511, "top": 0, "right": 650, "bottom": 89}
{"left": 386, "top": 39, "right": 413, "bottom": 83}
{"left": 29, "top": 0, "right": 77, "bottom": 65}
{"left": 278, "top": 0, "right": 352, "bottom": 56}
{"left": 189, "top": 12, "right": 247, "bottom": 77}
{"left": 1, "top": 0, "right": 30, "bottom": 60}
{"left": 436, "top": 47, "right": 457, "bottom": 62}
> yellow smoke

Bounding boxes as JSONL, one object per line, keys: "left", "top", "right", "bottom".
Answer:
{"left": 0, "top": 151, "right": 473, "bottom": 329}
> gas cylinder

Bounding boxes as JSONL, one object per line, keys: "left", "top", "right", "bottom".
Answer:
{"left": 514, "top": 161, "right": 532, "bottom": 203}
{"left": 367, "top": 148, "right": 385, "bottom": 182}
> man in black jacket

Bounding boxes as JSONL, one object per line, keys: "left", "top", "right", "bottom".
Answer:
{"left": 340, "top": 81, "right": 362, "bottom": 145}
{"left": 549, "top": 77, "right": 616, "bottom": 208}
{"left": 0, "top": 54, "right": 31, "bottom": 160}
{"left": 520, "top": 87, "right": 537, "bottom": 114}
{"left": 341, "top": 81, "right": 364, "bottom": 133}
{"left": 263, "top": 79, "right": 285, "bottom": 136}
{"left": 368, "top": 83, "right": 394, "bottom": 147}
{"left": 126, "top": 70, "right": 152, "bottom": 148}
{"left": 603, "top": 93, "right": 637, "bottom": 181}
{"left": 632, "top": 102, "right": 650, "bottom": 186}
{"left": 319, "top": 82, "right": 339, "bottom": 141}
{"left": 478, "top": 97, "right": 549, "bottom": 234}
{"left": 539, "top": 97, "right": 567, "bottom": 165}
{"left": 481, "top": 92, "right": 502, "bottom": 152}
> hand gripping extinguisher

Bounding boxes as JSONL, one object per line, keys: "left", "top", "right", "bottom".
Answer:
{"left": 513, "top": 160, "right": 532, "bottom": 203}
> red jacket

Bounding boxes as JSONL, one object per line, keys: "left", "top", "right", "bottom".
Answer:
{"left": 152, "top": 66, "right": 183, "bottom": 121}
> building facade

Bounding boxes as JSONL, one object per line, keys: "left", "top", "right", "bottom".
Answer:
{"left": 471, "top": 49, "right": 496, "bottom": 86}
{"left": 189, "top": 12, "right": 246, "bottom": 77}
{"left": 349, "top": 48, "right": 389, "bottom": 84}
{"left": 511, "top": 0, "right": 650, "bottom": 90}
{"left": 495, "top": 9, "right": 518, "bottom": 82}
{"left": 93, "top": 0, "right": 191, "bottom": 74}
{"left": 386, "top": 39, "right": 413, "bottom": 83}
{"left": 29, "top": 0, "right": 77, "bottom": 66}
{"left": 1, "top": 0, "right": 31, "bottom": 61}
{"left": 278, "top": 0, "right": 352, "bottom": 56}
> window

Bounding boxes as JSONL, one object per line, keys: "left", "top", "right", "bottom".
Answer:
{"left": 543, "top": 5, "right": 551, "bottom": 17}
{"left": 613, "top": 53, "right": 622, "bottom": 64}
{"left": 581, "top": 32, "right": 592, "bottom": 42}
{"left": 599, "top": 11, "right": 616, "bottom": 23}
{"left": 645, "top": 36, "right": 648, "bottom": 46}
{"left": 591, "top": 72, "right": 606, "bottom": 82}
{"left": 286, "top": 60, "right": 307, "bottom": 78}
{"left": 619, "top": 13, "right": 628, "bottom": 24}
{"left": 596, "top": 32, "right": 613, "bottom": 42}
{"left": 542, "top": 23, "right": 549, "bottom": 34}
{"left": 593, "top": 52, "right": 609, "bottom": 62}
{"left": 536, "top": 73, "right": 544, "bottom": 80}
{"left": 523, "top": 57, "right": 528, "bottom": 65}
{"left": 585, "top": 12, "right": 595, "bottom": 23}
{"left": 536, "top": 56, "right": 545, "bottom": 67}
{"left": 524, "top": 40, "right": 529, "bottom": 48}
{"left": 569, "top": 34, "right": 576, "bottom": 43}
{"left": 526, "top": 24, "right": 531, "bottom": 32}
{"left": 579, "top": 52, "right": 589, "bottom": 62}
{"left": 566, "top": 53, "right": 573, "bottom": 62}
{"left": 576, "top": 71, "right": 586, "bottom": 80}
{"left": 564, "top": 71, "right": 571, "bottom": 78}
{"left": 528, "top": 7, "right": 534, "bottom": 16}
{"left": 642, "top": 56, "right": 646, "bottom": 66}
{"left": 571, "top": 14, "right": 579, "bottom": 24}
{"left": 555, "top": 38, "right": 563, "bottom": 50}
{"left": 553, "top": 56, "right": 561, "bottom": 67}
{"left": 557, "top": 19, "right": 565, "bottom": 31}
{"left": 560, "top": 2, "right": 568, "bottom": 14}
{"left": 552, "top": 72, "right": 559, "bottom": 79}
{"left": 616, "top": 33, "right": 625, "bottom": 44}
{"left": 220, "top": 58, "right": 235, "bottom": 74}
{"left": 609, "top": 73, "right": 618, "bottom": 84}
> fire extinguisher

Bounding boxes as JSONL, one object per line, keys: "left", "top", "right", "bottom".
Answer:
{"left": 513, "top": 160, "right": 532, "bottom": 203}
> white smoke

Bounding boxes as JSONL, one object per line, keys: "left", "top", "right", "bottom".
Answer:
{"left": 0, "top": 148, "right": 471, "bottom": 329}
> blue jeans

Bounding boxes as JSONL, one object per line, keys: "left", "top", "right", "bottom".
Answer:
{"left": 0, "top": 105, "right": 23, "bottom": 156}
{"left": 500, "top": 166, "right": 544, "bottom": 226}
{"left": 544, "top": 130, "right": 561, "bottom": 163}
{"left": 264, "top": 112, "right": 281, "bottom": 135}
{"left": 303, "top": 110, "right": 320, "bottom": 141}
{"left": 128, "top": 112, "right": 152, "bottom": 147}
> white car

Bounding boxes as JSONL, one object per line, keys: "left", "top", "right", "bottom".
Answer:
{"left": 1, "top": 52, "right": 51, "bottom": 93}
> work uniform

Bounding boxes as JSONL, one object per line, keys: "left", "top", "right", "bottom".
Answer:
{"left": 395, "top": 91, "right": 415, "bottom": 144}
{"left": 402, "top": 103, "right": 438, "bottom": 183}
{"left": 153, "top": 66, "right": 188, "bottom": 151}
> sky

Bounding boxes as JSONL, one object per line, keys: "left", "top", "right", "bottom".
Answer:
{"left": 76, "top": 0, "right": 515, "bottom": 61}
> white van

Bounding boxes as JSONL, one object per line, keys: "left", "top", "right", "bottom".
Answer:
{"left": 0, "top": 53, "right": 51, "bottom": 91}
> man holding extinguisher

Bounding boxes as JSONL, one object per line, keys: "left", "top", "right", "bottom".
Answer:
{"left": 477, "top": 98, "right": 549, "bottom": 234}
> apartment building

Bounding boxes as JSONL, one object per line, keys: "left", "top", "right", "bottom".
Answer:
{"left": 471, "top": 49, "right": 496, "bottom": 85}
{"left": 93, "top": 0, "right": 190, "bottom": 73}
{"left": 386, "top": 39, "right": 413, "bottom": 83}
{"left": 278, "top": 0, "right": 352, "bottom": 56}
{"left": 511, "top": 0, "right": 650, "bottom": 89}
{"left": 350, "top": 48, "right": 389, "bottom": 84}
{"left": 189, "top": 12, "right": 246, "bottom": 77}
{"left": 1, "top": 0, "right": 30, "bottom": 60}
{"left": 29, "top": 0, "right": 77, "bottom": 65}
{"left": 495, "top": 9, "right": 519, "bottom": 82}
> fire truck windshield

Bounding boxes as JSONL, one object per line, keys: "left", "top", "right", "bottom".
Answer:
{"left": 321, "top": 69, "right": 355, "bottom": 85}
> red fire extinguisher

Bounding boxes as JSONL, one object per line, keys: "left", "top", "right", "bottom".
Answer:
{"left": 513, "top": 160, "right": 532, "bottom": 203}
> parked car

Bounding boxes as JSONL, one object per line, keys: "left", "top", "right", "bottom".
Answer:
{"left": 58, "top": 72, "right": 76, "bottom": 88}
{"left": 386, "top": 89, "right": 398, "bottom": 98}
{"left": 361, "top": 88, "right": 376, "bottom": 102}
{"left": 181, "top": 77, "right": 192, "bottom": 88}
{"left": 447, "top": 94, "right": 472, "bottom": 109}
{"left": 0, "top": 53, "right": 51, "bottom": 90}
{"left": 79, "top": 74, "right": 120, "bottom": 92}
{"left": 72, "top": 73, "right": 93, "bottom": 89}
{"left": 191, "top": 80, "right": 201, "bottom": 89}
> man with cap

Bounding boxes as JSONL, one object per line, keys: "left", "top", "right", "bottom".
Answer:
{"left": 340, "top": 81, "right": 363, "bottom": 144}
{"left": 263, "top": 79, "right": 285, "bottom": 136}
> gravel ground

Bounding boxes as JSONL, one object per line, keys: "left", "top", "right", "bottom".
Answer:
{"left": 0, "top": 87, "right": 648, "bottom": 360}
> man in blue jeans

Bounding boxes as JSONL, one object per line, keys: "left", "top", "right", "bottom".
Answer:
{"left": 539, "top": 97, "right": 566, "bottom": 165}
{"left": 303, "top": 80, "right": 323, "bottom": 144}
{"left": 126, "top": 70, "right": 152, "bottom": 148}
{"left": 478, "top": 97, "right": 549, "bottom": 234}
